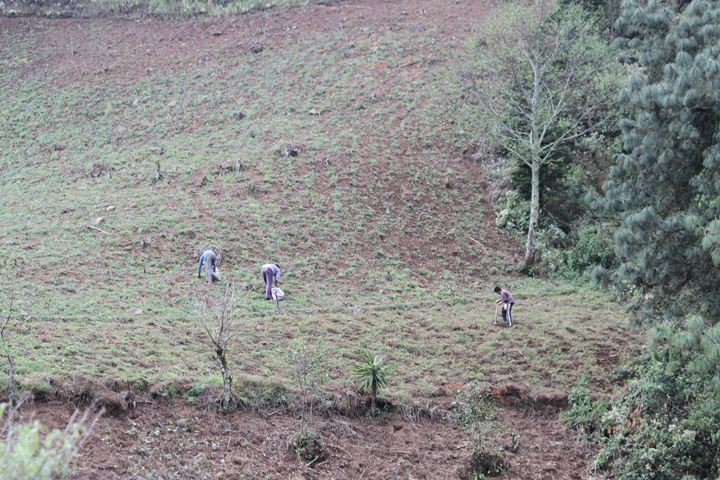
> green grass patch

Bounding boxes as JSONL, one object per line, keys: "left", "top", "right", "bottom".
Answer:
{"left": 1, "top": 0, "right": 335, "bottom": 19}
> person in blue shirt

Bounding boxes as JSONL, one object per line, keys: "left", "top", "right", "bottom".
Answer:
{"left": 494, "top": 286, "right": 515, "bottom": 327}
{"left": 197, "top": 247, "right": 220, "bottom": 284}
{"left": 260, "top": 263, "right": 281, "bottom": 300}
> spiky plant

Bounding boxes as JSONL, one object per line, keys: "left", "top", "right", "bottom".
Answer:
{"left": 353, "top": 351, "right": 391, "bottom": 416}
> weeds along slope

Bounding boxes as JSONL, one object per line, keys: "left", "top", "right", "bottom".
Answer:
{"left": 0, "top": 0, "right": 332, "bottom": 18}
{"left": 0, "top": 4, "right": 515, "bottom": 320}
{"left": 3, "top": 280, "right": 641, "bottom": 404}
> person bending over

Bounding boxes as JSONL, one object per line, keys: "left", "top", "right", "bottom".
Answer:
{"left": 197, "top": 247, "right": 220, "bottom": 284}
{"left": 261, "top": 263, "right": 281, "bottom": 300}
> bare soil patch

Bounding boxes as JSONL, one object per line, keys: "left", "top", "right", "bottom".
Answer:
{"left": 2, "top": 0, "right": 493, "bottom": 88}
{"left": 18, "top": 396, "right": 597, "bottom": 479}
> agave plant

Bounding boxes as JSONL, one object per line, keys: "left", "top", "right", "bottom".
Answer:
{"left": 353, "top": 351, "right": 391, "bottom": 416}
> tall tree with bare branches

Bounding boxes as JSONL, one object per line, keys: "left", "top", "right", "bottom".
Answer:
{"left": 468, "top": 2, "right": 621, "bottom": 271}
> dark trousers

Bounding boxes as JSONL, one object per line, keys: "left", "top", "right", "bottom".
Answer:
{"left": 502, "top": 302, "right": 514, "bottom": 326}
{"left": 262, "top": 268, "right": 274, "bottom": 299}
{"left": 204, "top": 252, "right": 217, "bottom": 283}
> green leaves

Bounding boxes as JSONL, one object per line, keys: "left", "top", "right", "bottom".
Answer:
{"left": 0, "top": 404, "right": 87, "bottom": 479}
{"left": 601, "top": 0, "right": 720, "bottom": 324}
{"left": 352, "top": 351, "right": 391, "bottom": 397}
{"left": 594, "top": 322, "right": 720, "bottom": 479}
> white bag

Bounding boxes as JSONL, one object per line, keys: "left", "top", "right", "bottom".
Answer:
{"left": 271, "top": 287, "right": 285, "bottom": 301}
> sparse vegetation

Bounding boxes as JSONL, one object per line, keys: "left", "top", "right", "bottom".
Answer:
{"left": 0, "top": 0, "right": 333, "bottom": 18}
{"left": 287, "top": 343, "right": 328, "bottom": 433}
{"left": 195, "top": 281, "right": 242, "bottom": 411}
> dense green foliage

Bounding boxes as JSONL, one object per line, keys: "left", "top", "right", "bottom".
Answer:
{"left": 561, "top": 0, "right": 623, "bottom": 35}
{"left": 560, "top": 377, "right": 610, "bottom": 440}
{"left": 587, "top": 1, "right": 720, "bottom": 478}
{"left": 596, "top": 319, "right": 720, "bottom": 479}
{"left": 601, "top": 0, "right": 720, "bottom": 323}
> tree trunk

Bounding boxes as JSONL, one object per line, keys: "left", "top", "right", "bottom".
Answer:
{"left": 217, "top": 348, "right": 232, "bottom": 411}
{"left": 524, "top": 160, "right": 541, "bottom": 271}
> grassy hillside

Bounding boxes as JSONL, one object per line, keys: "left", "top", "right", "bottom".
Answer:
{"left": 0, "top": 4, "right": 648, "bottom": 478}
{"left": 0, "top": 1, "right": 642, "bottom": 406}
{"left": 0, "top": 0, "right": 330, "bottom": 18}
{"left": 0, "top": 7, "right": 516, "bottom": 322}
{"left": 5, "top": 280, "right": 642, "bottom": 404}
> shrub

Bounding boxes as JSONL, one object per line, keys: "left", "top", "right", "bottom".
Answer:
{"left": 183, "top": 384, "right": 206, "bottom": 404}
{"left": 0, "top": 404, "right": 92, "bottom": 479}
{"left": 449, "top": 382, "right": 497, "bottom": 431}
{"left": 286, "top": 344, "right": 328, "bottom": 433}
{"left": 495, "top": 191, "right": 529, "bottom": 235}
{"left": 235, "top": 378, "right": 290, "bottom": 411}
{"left": 469, "top": 440, "right": 506, "bottom": 478}
{"left": 560, "top": 378, "right": 610, "bottom": 440}
{"left": 293, "top": 429, "right": 326, "bottom": 465}
{"left": 352, "top": 351, "right": 391, "bottom": 417}
{"left": 593, "top": 319, "right": 720, "bottom": 479}
{"left": 541, "top": 222, "right": 617, "bottom": 278}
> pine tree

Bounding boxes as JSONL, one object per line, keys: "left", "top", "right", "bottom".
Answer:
{"left": 592, "top": 2, "right": 720, "bottom": 478}
{"left": 602, "top": 0, "right": 720, "bottom": 324}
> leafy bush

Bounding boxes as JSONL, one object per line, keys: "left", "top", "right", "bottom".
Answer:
{"left": 235, "top": 378, "right": 291, "bottom": 410}
{"left": 540, "top": 222, "right": 617, "bottom": 278}
{"left": 293, "top": 429, "right": 326, "bottom": 465}
{"left": 183, "top": 384, "right": 206, "bottom": 404}
{"left": 469, "top": 440, "right": 506, "bottom": 478}
{"left": 0, "top": 404, "right": 89, "bottom": 479}
{"left": 560, "top": 0, "right": 622, "bottom": 35}
{"left": 593, "top": 319, "right": 720, "bottom": 479}
{"left": 449, "top": 382, "right": 497, "bottom": 431}
{"left": 561, "top": 378, "right": 609, "bottom": 440}
{"left": 496, "top": 191, "right": 529, "bottom": 235}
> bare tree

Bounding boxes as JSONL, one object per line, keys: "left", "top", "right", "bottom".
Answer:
{"left": 287, "top": 344, "right": 327, "bottom": 433}
{"left": 195, "top": 280, "right": 242, "bottom": 411}
{"left": 0, "top": 288, "right": 18, "bottom": 450}
{"left": 468, "top": 2, "right": 618, "bottom": 270}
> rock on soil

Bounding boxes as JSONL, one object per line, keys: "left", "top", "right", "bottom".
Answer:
{"left": 89, "top": 162, "right": 113, "bottom": 178}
